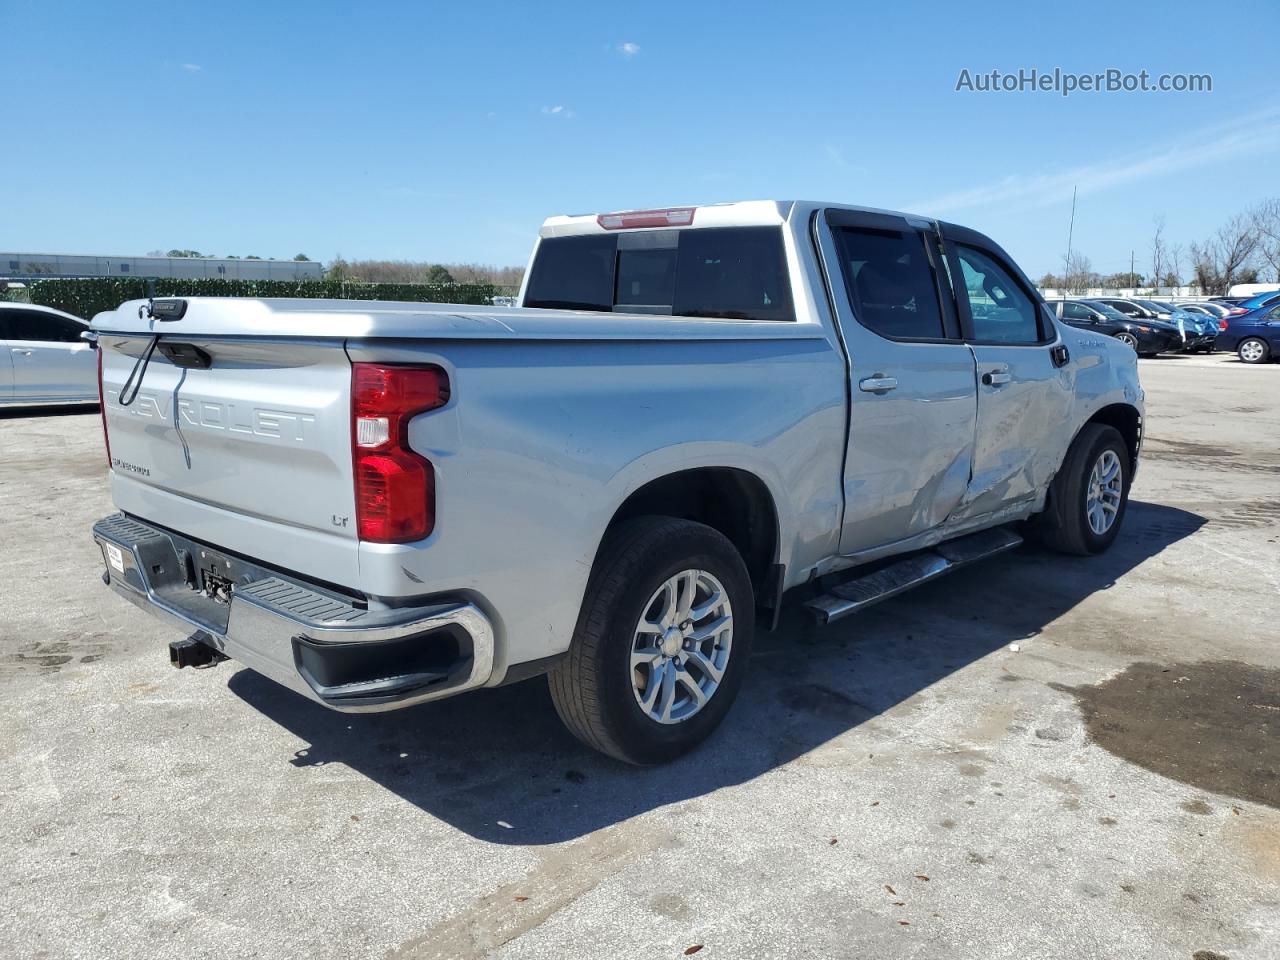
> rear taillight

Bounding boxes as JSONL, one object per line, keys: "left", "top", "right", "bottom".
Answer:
{"left": 1219, "top": 317, "right": 1229, "bottom": 331}
{"left": 351, "top": 363, "right": 449, "bottom": 543}
{"left": 1228, "top": 306, "right": 1247, "bottom": 315}
{"left": 97, "top": 347, "right": 112, "bottom": 469}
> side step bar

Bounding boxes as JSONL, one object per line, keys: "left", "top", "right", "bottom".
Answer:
{"left": 805, "top": 527, "right": 1024, "bottom": 625}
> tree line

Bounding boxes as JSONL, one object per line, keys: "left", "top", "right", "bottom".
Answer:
{"left": 1039, "top": 197, "right": 1280, "bottom": 295}
{"left": 148, "top": 250, "right": 312, "bottom": 261}
{"left": 325, "top": 258, "right": 524, "bottom": 289}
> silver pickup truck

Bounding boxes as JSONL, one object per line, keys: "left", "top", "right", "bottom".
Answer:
{"left": 90, "top": 200, "right": 1144, "bottom": 764}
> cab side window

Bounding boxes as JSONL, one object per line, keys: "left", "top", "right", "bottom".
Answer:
{"left": 834, "top": 226, "right": 947, "bottom": 340}
{"left": 2, "top": 310, "right": 85, "bottom": 343}
{"left": 954, "top": 246, "right": 1042, "bottom": 344}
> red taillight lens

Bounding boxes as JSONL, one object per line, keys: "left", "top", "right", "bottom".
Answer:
{"left": 596, "top": 207, "right": 696, "bottom": 230}
{"left": 97, "top": 347, "right": 112, "bottom": 469}
{"left": 351, "top": 364, "right": 449, "bottom": 543}
{"left": 1219, "top": 317, "right": 1229, "bottom": 331}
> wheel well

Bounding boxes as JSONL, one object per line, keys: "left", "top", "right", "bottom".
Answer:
{"left": 606, "top": 468, "right": 780, "bottom": 606}
{"left": 1085, "top": 403, "right": 1142, "bottom": 468}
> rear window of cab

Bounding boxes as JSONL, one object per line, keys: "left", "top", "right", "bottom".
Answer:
{"left": 523, "top": 226, "right": 794, "bottom": 322}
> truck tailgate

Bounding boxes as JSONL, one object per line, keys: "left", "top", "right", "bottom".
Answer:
{"left": 99, "top": 333, "right": 360, "bottom": 588}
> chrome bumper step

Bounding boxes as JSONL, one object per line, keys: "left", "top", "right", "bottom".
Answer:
{"left": 804, "top": 527, "right": 1024, "bottom": 625}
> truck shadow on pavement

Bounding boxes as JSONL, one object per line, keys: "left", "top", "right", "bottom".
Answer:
{"left": 229, "top": 499, "right": 1205, "bottom": 845}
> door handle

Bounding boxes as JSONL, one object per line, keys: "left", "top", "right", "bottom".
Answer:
{"left": 11, "top": 348, "right": 33, "bottom": 356}
{"left": 981, "top": 371, "right": 1011, "bottom": 386}
{"left": 858, "top": 375, "right": 898, "bottom": 393}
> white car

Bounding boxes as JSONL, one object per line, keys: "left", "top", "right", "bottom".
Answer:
{"left": 0, "top": 303, "right": 98, "bottom": 406}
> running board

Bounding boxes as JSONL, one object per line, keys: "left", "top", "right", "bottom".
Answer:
{"left": 805, "top": 527, "right": 1024, "bottom": 625}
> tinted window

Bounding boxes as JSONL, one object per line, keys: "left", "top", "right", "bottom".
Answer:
{"left": 615, "top": 232, "right": 677, "bottom": 312}
{"left": 955, "top": 246, "right": 1041, "bottom": 343}
{"left": 524, "top": 226, "right": 794, "bottom": 322}
{"left": 1, "top": 309, "right": 85, "bottom": 343}
{"left": 834, "top": 226, "right": 945, "bottom": 339}
{"left": 524, "top": 235, "right": 617, "bottom": 311}
{"left": 1107, "top": 301, "right": 1141, "bottom": 315}
{"left": 673, "top": 227, "right": 792, "bottom": 321}
{"left": 1062, "top": 302, "right": 1092, "bottom": 320}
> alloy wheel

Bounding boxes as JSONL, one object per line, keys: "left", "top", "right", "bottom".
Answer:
{"left": 630, "top": 569, "right": 734, "bottom": 725}
{"left": 1085, "top": 449, "right": 1123, "bottom": 535}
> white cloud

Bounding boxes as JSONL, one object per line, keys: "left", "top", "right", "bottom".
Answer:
{"left": 906, "top": 105, "right": 1280, "bottom": 216}
{"left": 541, "top": 105, "right": 575, "bottom": 119}
{"left": 181, "top": 63, "right": 202, "bottom": 72}
{"left": 618, "top": 42, "right": 640, "bottom": 56}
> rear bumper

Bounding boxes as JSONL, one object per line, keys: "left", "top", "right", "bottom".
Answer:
{"left": 92, "top": 513, "right": 495, "bottom": 713}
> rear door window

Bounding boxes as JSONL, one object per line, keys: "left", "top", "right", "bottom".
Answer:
{"left": 524, "top": 226, "right": 794, "bottom": 321}
{"left": 832, "top": 226, "right": 947, "bottom": 340}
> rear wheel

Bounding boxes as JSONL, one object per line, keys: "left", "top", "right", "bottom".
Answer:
{"left": 1238, "top": 337, "right": 1270, "bottom": 364}
{"left": 1035, "top": 424, "right": 1131, "bottom": 556}
{"left": 549, "top": 517, "right": 754, "bottom": 764}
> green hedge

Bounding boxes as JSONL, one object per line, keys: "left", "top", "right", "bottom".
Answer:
{"left": 27, "top": 277, "right": 502, "bottom": 321}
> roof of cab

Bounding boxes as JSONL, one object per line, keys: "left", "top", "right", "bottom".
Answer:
{"left": 538, "top": 199, "right": 943, "bottom": 237}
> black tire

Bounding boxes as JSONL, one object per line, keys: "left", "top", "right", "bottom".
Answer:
{"left": 1114, "top": 332, "right": 1138, "bottom": 350}
{"left": 1238, "top": 337, "right": 1271, "bottom": 364}
{"left": 549, "top": 516, "right": 754, "bottom": 765}
{"left": 1034, "top": 424, "right": 1132, "bottom": 556}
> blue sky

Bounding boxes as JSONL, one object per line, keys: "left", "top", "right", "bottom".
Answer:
{"left": 3, "top": 0, "right": 1277, "bottom": 278}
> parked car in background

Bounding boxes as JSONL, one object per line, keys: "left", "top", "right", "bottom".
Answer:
{"left": 0, "top": 303, "right": 97, "bottom": 406}
{"left": 1216, "top": 302, "right": 1280, "bottom": 364}
{"left": 1140, "top": 300, "right": 1216, "bottom": 352}
{"left": 1045, "top": 298, "right": 1182, "bottom": 356}
{"left": 1176, "top": 301, "right": 1230, "bottom": 321}
{"left": 1092, "top": 298, "right": 1190, "bottom": 350}
{"left": 1223, "top": 290, "right": 1280, "bottom": 319}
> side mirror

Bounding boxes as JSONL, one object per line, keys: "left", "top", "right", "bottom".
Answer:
{"left": 80, "top": 330, "right": 99, "bottom": 351}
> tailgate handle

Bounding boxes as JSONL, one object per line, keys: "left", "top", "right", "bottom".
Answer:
{"left": 158, "top": 341, "right": 212, "bottom": 369}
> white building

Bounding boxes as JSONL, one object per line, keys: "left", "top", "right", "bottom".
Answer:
{"left": 0, "top": 252, "right": 324, "bottom": 281}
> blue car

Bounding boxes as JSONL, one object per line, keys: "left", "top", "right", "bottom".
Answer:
{"left": 1222, "top": 290, "right": 1280, "bottom": 321}
{"left": 1216, "top": 302, "right": 1280, "bottom": 363}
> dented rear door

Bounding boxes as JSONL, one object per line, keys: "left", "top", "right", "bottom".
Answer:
{"left": 816, "top": 209, "right": 978, "bottom": 555}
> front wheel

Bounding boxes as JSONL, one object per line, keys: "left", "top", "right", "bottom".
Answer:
{"left": 1238, "top": 337, "right": 1271, "bottom": 364}
{"left": 1114, "top": 332, "right": 1138, "bottom": 350}
{"left": 549, "top": 516, "right": 754, "bottom": 764}
{"left": 1035, "top": 424, "right": 1132, "bottom": 556}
